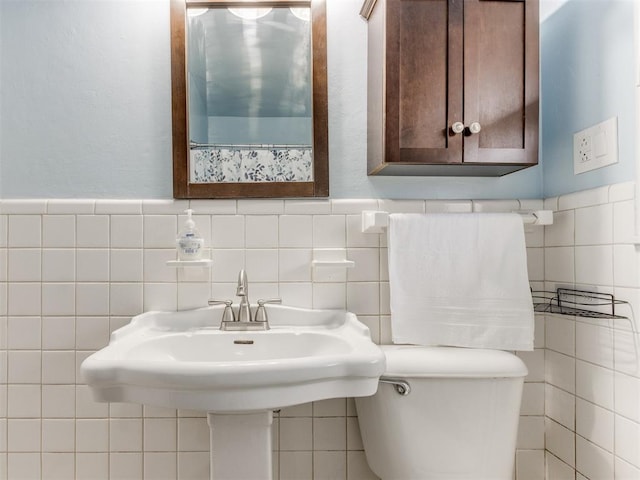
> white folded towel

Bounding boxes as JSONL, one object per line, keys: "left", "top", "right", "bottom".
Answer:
{"left": 388, "top": 213, "right": 534, "bottom": 351}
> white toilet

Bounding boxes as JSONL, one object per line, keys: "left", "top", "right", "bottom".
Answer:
{"left": 355, "top": 345, "right": 528, "bottom": 480}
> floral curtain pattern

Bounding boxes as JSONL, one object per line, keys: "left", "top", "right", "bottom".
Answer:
{"left": 190, "top": 148, "right": 313, "bottom": 183}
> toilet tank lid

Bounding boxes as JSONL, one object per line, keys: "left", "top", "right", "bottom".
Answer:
{"left": 381, "top": 345, "right": 528, "bottom": 378}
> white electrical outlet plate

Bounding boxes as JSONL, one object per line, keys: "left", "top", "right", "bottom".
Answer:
{"left": 573, "top": 117, "right": 618, "bottom": 174}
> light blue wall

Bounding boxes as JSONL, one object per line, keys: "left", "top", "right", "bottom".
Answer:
{"left": 0, "top": 0, "right": 545, "bottom": 199}
{"left": 541, "top": 0, "right": 636, "bottom": 198}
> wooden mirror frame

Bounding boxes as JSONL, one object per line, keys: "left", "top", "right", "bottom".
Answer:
{"left": 171, "top": 0, "right": 329, "bottom": 199}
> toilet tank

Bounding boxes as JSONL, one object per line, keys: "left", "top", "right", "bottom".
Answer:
{"left": 355, "top": 346, "right": 528, "bottom": 480}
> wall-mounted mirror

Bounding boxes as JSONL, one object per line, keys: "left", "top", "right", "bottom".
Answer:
{"left": 171, "top": 0, "right": 328, "bottom": 198}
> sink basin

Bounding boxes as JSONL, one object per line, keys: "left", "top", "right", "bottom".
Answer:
{"left": 81, "top": 304, "right": 385, "bottom": 413}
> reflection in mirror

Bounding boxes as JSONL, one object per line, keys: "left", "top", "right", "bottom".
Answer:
{"left": 171, "top": 0, "right": 328, "bottom": 199}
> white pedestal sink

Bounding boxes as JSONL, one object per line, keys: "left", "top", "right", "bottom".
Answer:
{"left": 81, "top": 304, "right": 385, "bottom": 479}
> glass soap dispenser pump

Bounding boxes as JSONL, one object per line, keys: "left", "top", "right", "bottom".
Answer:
{"left": 176, "top": 209, "right": 204, "bottom": 261}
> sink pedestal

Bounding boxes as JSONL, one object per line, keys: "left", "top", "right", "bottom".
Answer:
{"left": 208, "top": 411, "right": 273, "bottom": 480}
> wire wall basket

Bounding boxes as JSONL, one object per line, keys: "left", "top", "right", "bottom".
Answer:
{"left": 532, "top": 288, "right": 629, "bottom": 320}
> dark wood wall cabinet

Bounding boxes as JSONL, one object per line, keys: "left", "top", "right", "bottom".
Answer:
{"left": 361, "top": 0, "right": 539, "bottom": 176}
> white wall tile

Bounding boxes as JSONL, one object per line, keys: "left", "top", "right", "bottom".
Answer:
{"left": 575, "top": 245, "right": 613, "bottom": 286}
{"left": 42, "top": 249, "right": 75, "bottom": 282}
{"left": 545, "top": 210, "right": 575, "bottom": 247}
{"left": 545, "top": 350, "right": 575, "bottom": 393}
{"left": 576, "top": 398, "right": 614, "bottom": 452}
{"left": 143, "top": 216, "right": 177, "bottom": 249}
{"left": 142, "top": 199, "right": 189, "bottom": 215}
{"left": 284, "top": 199, "right": 331, "bottom": 215}
{"left": 7, "top": 317, "right": 40, "bottom": 350}
{"left": 144, "top": 418, "right": 177, "bottom": 452}
{"left": 42, "top": 385, "right": 75, "bottom": 419}
{"left": 95, "top": 200, "right": 142, "bottom": 215}
{"left": 144, "top": 283, "right": 178, "bottom": 312}
{"left": 42, "top": 215, "right": 76, "bottom": 248}
{"left": 110, "top": 283, "right": 143, "bottom": 316}
{"left": 521, "top": 383, "right": 545, "bottom": 416}
{"left": 111, "top": 249, "right": 143, "bottom": 282}
{"left": 177, "top": 418, "right": 209, "bottom": 451}
{"left": 313, "top": 451, "right": 347, "bottom": 480}
{"left": 42, "top": 283, "right": 75, "bottom": 316}
{"left": 545, "top": 315, "right": 575, "bottom": 356}
{"left": 545, "top": 247, "right": 575, "bottom": 284}
{"left": 279, "top": 215, "right": 313, "bottom": 248}
{"left": 246, "top": 215, "right": 279, "bottom": 248}
{"left": 42, "top": 351, "right": 76, "bottom": 385}
{"left": 279, "top": 249, "right": 312, "bottom": 283}
{"left": 313, "top": 215, "right": 346, "bottom": 248}
{"left": 575, "top": 321, "right": 614, "bottom": 368}
{"left": 246, "top": 249, "right": 279, "bottom": 282}
{"left": 8, "top": 216, "right": 41, "bottom": 248}
{"left": 613, "top": 199, "right": 635, "bottom": 244}
{"left": 279, "top": 282, "right": 313, "bottom": 308}
{"left": 46, "top": 199, "right": 95, "bottom": 214}
{"left": 546, "top": 384, "right": 575, "bottom": 429}
{"left": 76, "top": 453, "right": 109, "bottom": 480}
{"left": 545, "top": 418, "right": 575, "bottom": 468}
{"left": 0, "top": 215, "right": 6, "bottom": 247}
{"left": 346, "top": 215, "right": 379, "bottom": 248}
{"left": 576, "top": 360, "right": 614, "bottom": 410}
{"left": 110, "top": 418, "right": 143, "bottom": 452}
{"left": 575, "top": 204, "right": 613, "bottom": 246}
{"left": 279, "top": 451, "right": 313, "bottom": 480}
{"left": 2, "top": 200, "right": 47, "bottom": 214}
{"left": 347, "top": 248, "right": 380, "bottom": 282}
{"left": 608, "top": 182, "right": 635, "bottom": 203}
{"left": 331, "top": 199, "right": 378, "bottom": 214}
{"left": 614, "top": 245, "right": 640, "bottom": 288}
{"left": 7, "top": 385, "right": 41, "bottom": 418}
{"left": 615, "top": 415, "right": 640, "bottom": 468}
{"left": 42, "top": 452, "right": 75, "bottom": 480}
{"left": 558, "top": 186, "right": 609, "bottom": 210}
{"left": 143, "top": 452, "right": 177, "bottom": 480}
{"left": 110, "top": 452, "right": 143, "bottom": 479}
{"left": 42, "top": 317, "right": 75, "bottom": 350}
{"left": 76, "top": 283, "right": 110, "bottom": 316}
{"left": 8, "top": 453, "right": 40, "bottom": 480}
{"left": 76, "top": 419, "right": 109, "bottom": 452}
{"left": 76, "top": 249, "right": 109, "bottom": 282}
{"left": 517, "top": 416, "right": 545, "bottom": 450}
{"left": 8, "top": 419, "right": 41, "bottom": 452}
{"left": 516, "top": 449, "right": 545, "bottom": 480}
{"left": 77, "top": 215, "right": 110, "bottom": 248}
{"left": 576, "top": 435, "right": 614, "bottom": 480}
{"left": 615, "top": 372, "right": 640, "bottom": 423}
{"left": 237, "top": 199, "right": 284, "bottom": 215}
{"left": 424, "top": 200, "right": 473, "bottom": 213}
{"left": 313, "top": 417, "right": 346, "bottom": 451}
{"left": 472, "top": 199, "right": 520, "bottom": 212}
{"left": 42, "top": 419, "right": 75, "bottom": 452}
{"left": 111, "top": 215, "right": 144, "bottom": 249}
{"left": 346, "top": 282, "right": 379, "bottom": 316}
{"left": 7, "top": 283, "right": 41, "bottom": 316}
{"left": 190, "top": 199, "right": 237, "bottom": 214}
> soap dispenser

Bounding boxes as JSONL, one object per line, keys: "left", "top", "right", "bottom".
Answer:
{"left": 176, "top": 209, "right": 204, "bottom": 260}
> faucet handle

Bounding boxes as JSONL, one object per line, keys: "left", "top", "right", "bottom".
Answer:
{"left": 255, "top": 298, "right": 281, "bottom": 324}
{"left": 255, "top": 299, "right": 281, "bottom": 322}
{"left": 208, "top": 299, "right": 236, "bottom": 324}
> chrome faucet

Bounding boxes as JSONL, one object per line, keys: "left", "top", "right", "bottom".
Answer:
{"left": 236, "top": 269, "right": 252, "bottom": 323}
{"left": 209, "top": 269, "right": 280, "bottom": 331}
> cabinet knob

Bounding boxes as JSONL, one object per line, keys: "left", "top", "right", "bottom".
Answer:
{"left": 468, "top": 122, "right": 482, "bottom": 134}
{"left": 450, "top": 122, "right": 465, "bottom": 135}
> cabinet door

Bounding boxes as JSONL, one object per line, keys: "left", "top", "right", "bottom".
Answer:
{"left": 463, "top": 0, "right": 539, "bottom": 165}
{"left": 385, "top": 0, "right": 464, "bottom": 164}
